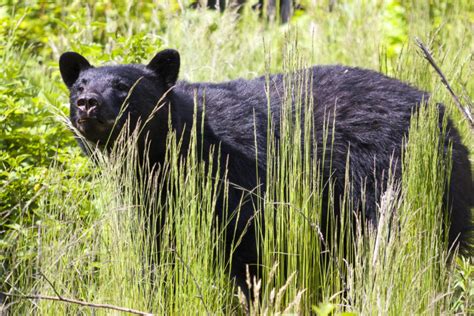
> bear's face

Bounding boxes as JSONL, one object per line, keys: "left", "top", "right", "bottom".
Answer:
{"left": 59, "top": 49, "right": 180, "bottom": 146}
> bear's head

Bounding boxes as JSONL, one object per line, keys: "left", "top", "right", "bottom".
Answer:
{"left": 59, "top": 49, "right": 180, "bottom": 147}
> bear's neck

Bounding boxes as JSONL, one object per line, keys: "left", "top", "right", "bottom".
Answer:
{"left": 166, "top": 81, "right": 263, "bottom": 190}
{"left": 168, "top": 84, "right": 222, "bottom": 161}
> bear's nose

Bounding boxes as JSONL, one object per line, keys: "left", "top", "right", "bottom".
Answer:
{"left": 77, "top": 95, "right": 100, "bottom": 112}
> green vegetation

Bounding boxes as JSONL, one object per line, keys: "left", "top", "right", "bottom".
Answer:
{"left": 1, "top": 0, "right": 472, "bottom": 314}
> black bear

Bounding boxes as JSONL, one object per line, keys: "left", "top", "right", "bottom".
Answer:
{"left": 59, "top": 49, "right": 473, "bottom": 294}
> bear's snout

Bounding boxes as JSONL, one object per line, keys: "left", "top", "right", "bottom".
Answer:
{"left": 76, "top": 93, "right": 102, "bottom": 112}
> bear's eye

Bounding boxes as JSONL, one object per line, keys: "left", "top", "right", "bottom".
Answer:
{"left": 77, "top": 86, "right": 84, "bottom": 92}
{"left": 113, "top": 82, "right": 129, "bottom": 92}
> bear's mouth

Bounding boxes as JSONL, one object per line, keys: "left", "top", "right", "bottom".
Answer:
{"left": 75, "top": 117, "right": 111, "bottom": 141}
{"left": 77, "top": 117, "right": 105, "bottom": 125}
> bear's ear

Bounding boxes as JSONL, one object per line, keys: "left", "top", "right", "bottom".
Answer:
{"left": 59, "top": 52, "right": 92, "bottom": 88}
{"left": 147, "top": 49, "right": 180, "bottom": 88}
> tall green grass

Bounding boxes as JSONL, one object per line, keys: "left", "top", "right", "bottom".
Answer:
{"left": 4, "top": 110, "right": 235, "bottom": 314}
{"left": 348, "top": 103, "right": 454, "bottom": 314}
{"left": 255, "top": 46, "right": 350, "bottom": 314}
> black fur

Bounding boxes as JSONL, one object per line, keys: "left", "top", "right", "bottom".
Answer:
{"left": 59, "top": 49, "right": 473, "bottom": 293}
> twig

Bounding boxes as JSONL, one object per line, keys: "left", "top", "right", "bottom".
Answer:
{"left": 38, "top": 271, "right": 62, "bottom": 300}
{"left": 415, "top": 37, "right": 473, "bottom": 129}
{"left": 0, "top": 292, "right": 153, "bottom": 316}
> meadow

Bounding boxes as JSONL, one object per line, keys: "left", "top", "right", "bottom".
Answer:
{"left": 1, "top": 1, "right": 472, "bottom": 314}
